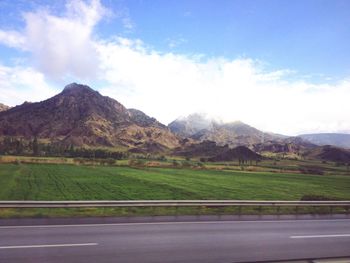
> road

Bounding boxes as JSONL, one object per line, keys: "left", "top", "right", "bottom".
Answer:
{"left": 0, "top": 218, "right": 350, "bottom": 263}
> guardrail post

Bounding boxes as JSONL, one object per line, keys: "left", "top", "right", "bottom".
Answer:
{"left": 276, "top": 206, "right": 280, "bottom": 215}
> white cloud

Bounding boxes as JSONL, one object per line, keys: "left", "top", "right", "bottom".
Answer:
{"left": 0, "top": 0, "right": 349, "bottom": 135}
{"left": 0, "top": 30, "right": 26, "bottom": 49}
{"left": 166, "top": 36, "right": 187, "bottom": 49}
{"left": 0, "top": 0, "right": 106, "bottom": 81}
{"left": 0, "top": 64, "right": 57, "bottom": 106}
{"left": 96, "top": 38, "right": 350, "bottom": 136}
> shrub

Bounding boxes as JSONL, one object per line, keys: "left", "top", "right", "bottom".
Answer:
{"left": 129, "top": 159, "right": 146, "bottom": 167}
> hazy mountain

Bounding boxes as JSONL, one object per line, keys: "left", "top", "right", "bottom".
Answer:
{"left": 169, "top": 114, "right": 284, "bottom": 147}
{"left": 299, "top": 133, "right": 350, "bottom": 149}
{"left": 0, "top": 103, "right": 10, "bottom": 112}
{"left": 0, "top": 83, "right": 180, "bottom": 150}
{"left": 168, "top": 113, "right": 215, "bottom": 137}
{"left": 304, "top": 145, "right": 350, "bottom": 163}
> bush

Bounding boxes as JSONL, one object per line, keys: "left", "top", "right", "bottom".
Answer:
{"left": 172, "top": 160, "right": 180, "bottom": 167}
{"left": 299, "top": 166, "right": 324, "bottom": 175}
{"left": 129, "top": 159, "right": 146, "bottom": 167}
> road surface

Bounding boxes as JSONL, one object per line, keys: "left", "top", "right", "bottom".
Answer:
{"left": 0, "top": 218, "right": 350, "bottom": 262}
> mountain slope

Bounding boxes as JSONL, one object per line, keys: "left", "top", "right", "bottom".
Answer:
{"left": 209, "top": 146, "right": 262, "bottom": 162}
{"left": 253, "top": 137, "right": 317, "bottom": 156}
{"left": 173, "top": 140, "right": 229, "bottom": 158}
{"left": 299, "top": 133, "right": 350, "bottom": 149}
{"left": 304, "top": 145, "right": 350, "bottom": 163}
{"left": 0, "top": 83, "right": 180, "bottom": 150}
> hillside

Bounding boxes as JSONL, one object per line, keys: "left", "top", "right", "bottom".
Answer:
{"left": 208, "top": 146, "right": 262, "bottom": 162}
{"left": 0, "top": 83, "right": 180, "bottom": 151}
{"left": 253, "top": 137, "right": 317, "bottom": 156}
{"left": 299, "top": 133, "right": 350, "bottom": 149}
{"left": 304, "top": 145, "right": 350, "bottom": 163}
{"left": 173, "top": 140, "right": 229, "bottom": 158}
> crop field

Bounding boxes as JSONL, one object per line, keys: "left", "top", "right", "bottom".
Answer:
{"left": 1, "top": 163, "right": 350, "bottom": 201}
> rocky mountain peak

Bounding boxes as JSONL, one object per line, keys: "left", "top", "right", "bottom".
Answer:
{"left": 61, "top": 83, "right": 97, "bottom": 96}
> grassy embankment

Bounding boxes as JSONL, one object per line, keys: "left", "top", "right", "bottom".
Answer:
{"left": 0, "top": 161, "right": 349, "bottom": 218}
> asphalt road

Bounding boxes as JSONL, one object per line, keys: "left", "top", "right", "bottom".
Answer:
{"left": 0, "top": 218, "right": 350, "bottom": 263}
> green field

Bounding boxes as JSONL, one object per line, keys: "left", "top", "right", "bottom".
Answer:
{"left": 1, "top": 163, "right": 350, "bottom": 201}
{"left": 1, "top": 163, "right": 349, "bottom": 218}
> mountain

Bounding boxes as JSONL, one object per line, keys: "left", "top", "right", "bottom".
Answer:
{"left": 0, "top": 83, "right": 180, "bottom": 151}
{"left": 304, "top": 145, "right": 350, "bottom": 163}
{"left": 169, "top": 114, "right": 284, "bottom": 147}
{"left": 0, "top": 103, "right": 10, "bottom": 112}
{"left": 299, "top": 133, "right": 350, "bottom": 149}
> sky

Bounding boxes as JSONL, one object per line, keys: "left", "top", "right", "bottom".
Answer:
{"left": 0, "top": 0, "right": 349, "bottom": 136}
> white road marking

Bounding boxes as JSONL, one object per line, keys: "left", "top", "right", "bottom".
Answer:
{"left": 0, "top": 219, "right": 349, "bottom": 229}
{"left": 290, "top": 234, "right": 350, "bottom": 239}
{"left": 0, "top": 243, "right": 98, "bottom": 249}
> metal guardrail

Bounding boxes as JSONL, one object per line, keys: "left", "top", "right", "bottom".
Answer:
{"left": 0, "top": 200, "right": 350, "bottom": 208}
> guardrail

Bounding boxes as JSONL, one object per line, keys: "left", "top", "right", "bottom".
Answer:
{"left": 0, "top": 200, "right": 350, "bottom": 208}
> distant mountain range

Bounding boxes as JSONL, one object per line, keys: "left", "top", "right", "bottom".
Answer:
{"left": 299, "top": 133, "right": 350, "bottom": 149}
{"left": 0, "top": 83, "right": 349, "bottom": 163}
{"left": 169, "top": 113, "right": 285, "bottom": 148}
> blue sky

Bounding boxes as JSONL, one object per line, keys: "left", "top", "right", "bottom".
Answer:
{"left": 110, "top": 0, "right": 350, "bottom": 81}
{"left": 0, "top": 0, "right": 349, "bottom": 135}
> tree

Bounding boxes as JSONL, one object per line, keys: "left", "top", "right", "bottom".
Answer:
{"left": 15, "top": 139, "right": 24, "bottom": 155}
{"left": 33, "top": 137, "right": 39, "bottom": 156}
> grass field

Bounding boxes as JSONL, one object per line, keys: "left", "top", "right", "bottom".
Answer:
{"left": 1, "top": 163, "right": 350, "bottom": 201}
{"left": 1, "top": 163, "right": 349, "bottom": 218}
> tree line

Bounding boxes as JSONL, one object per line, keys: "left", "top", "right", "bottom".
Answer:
{"left": 0, "top": 137, "right": 127, "bottom": 159}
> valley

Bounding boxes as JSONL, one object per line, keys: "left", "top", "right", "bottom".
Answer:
{"left": 0, "top": 83, "right": 350, "bottom": 218}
